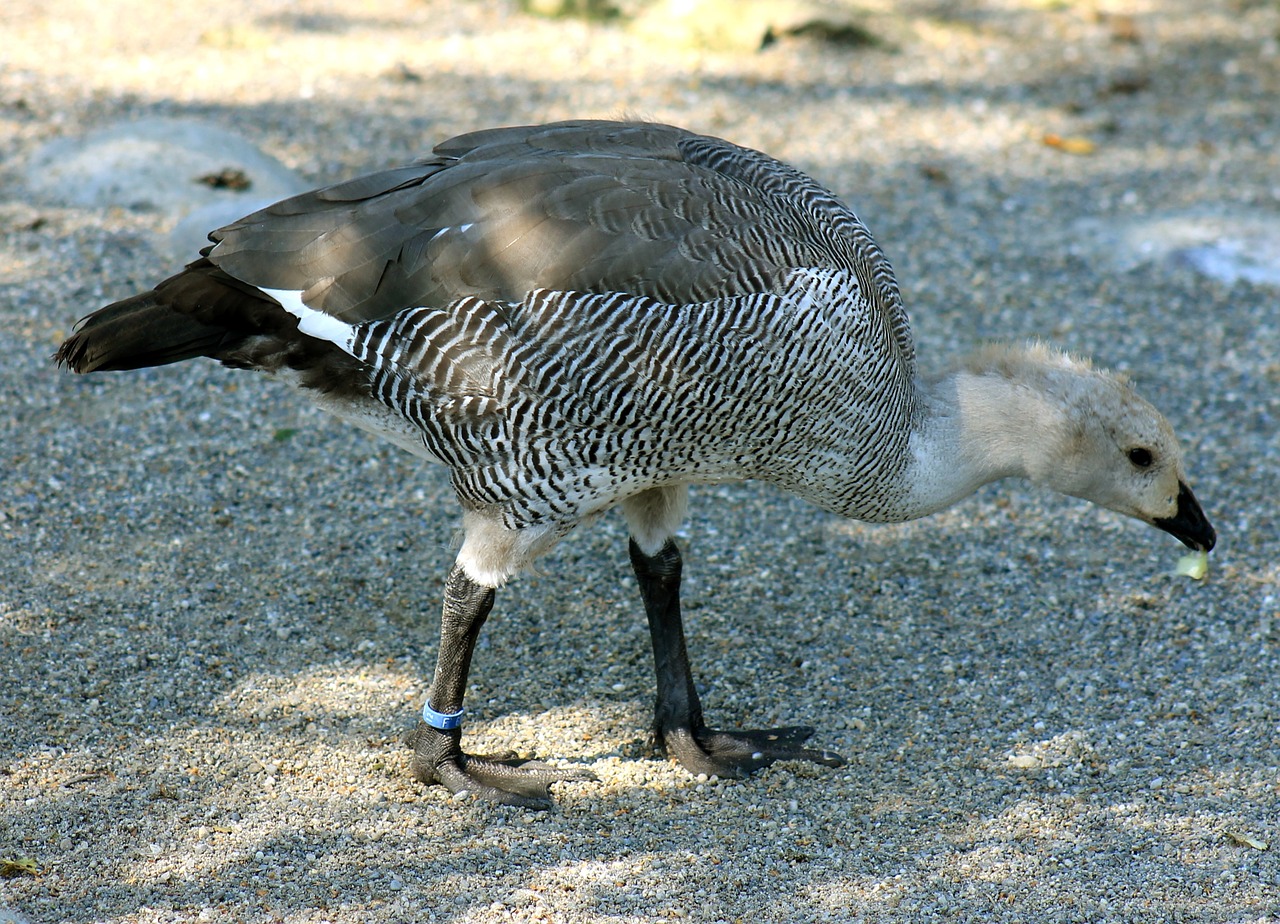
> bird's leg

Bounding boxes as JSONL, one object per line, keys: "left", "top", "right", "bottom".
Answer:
{"left": 629, "top": 538, "right": 846, "bottom": 778}
{"left": 407, "top": 562, "right": 596, "bottom": 809}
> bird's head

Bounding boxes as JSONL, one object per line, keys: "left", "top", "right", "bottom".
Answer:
{"left": 1010, "top": 347, "right": 1216, "bottom": 552}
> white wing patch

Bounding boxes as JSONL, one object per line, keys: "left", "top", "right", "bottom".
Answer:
{"left": 260, "top": 286, "right": 357, "bottom": 350}
{"left": 428, "top": 222, "right": 475, "bottom": 243}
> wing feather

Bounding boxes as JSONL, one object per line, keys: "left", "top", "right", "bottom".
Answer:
{"left": 204, "top": 120, "right": 912, "bottom": 371}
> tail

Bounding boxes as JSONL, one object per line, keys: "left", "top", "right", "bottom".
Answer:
{"left": 54, "top": 258, "right": 295, "bottom": 374}
{"left": 54, "top": 259, "right": 370, "bottom": 398}
{"left": 54, "top": 289, "right": 230, "bottom": 373}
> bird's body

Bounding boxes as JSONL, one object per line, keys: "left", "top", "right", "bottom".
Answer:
{"left": 56, "top": 120, "right": 1215, "bottom": 808}
{"left": 278, "top": 265, "right": 916, "bottom": 582}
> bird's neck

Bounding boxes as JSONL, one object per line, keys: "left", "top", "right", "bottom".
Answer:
{"left": 902, "top": 362, "right": 1069, "bottom": 519}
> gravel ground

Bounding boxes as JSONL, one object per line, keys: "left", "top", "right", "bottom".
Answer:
{"left": 2, "top": 1, "right": 1279, "bottom": 922}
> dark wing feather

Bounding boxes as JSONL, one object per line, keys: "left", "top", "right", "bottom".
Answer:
{"left": 205, "top": 121, "right": 911, "bottom": 369}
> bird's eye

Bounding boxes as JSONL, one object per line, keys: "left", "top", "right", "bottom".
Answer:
{"left": 1127, "top": 447, "right": 1154, "bottom": 468}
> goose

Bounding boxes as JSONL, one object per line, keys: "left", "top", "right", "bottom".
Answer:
{"left": 55, "top": 120, "right": 1216, "bottom": 809}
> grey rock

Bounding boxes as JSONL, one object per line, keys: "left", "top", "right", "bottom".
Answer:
{"left": 23, "top": 117, "right": 308, "bottom": 219}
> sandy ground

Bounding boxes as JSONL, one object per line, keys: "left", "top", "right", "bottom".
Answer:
{"left": 2, "top": 1, "right": 1279, "bottom": 921}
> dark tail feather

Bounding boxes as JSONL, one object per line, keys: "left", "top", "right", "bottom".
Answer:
{"left": 54, "top": 290, "right": 230, "bottom": 373}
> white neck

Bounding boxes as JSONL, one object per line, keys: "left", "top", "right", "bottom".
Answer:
{"left": 903, "top": 362, "right": 1070, "bottom": 519}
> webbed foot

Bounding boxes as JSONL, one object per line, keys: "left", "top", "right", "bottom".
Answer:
{"left": 658, "top": 721, "right": 845, "bottom": 778}
{"left": 407, "top": 722, "right": 597, "bottom": 810}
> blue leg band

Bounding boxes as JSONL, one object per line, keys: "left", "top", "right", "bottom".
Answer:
{"left": 422, "top": 701, "right": 464, "bottom": 730}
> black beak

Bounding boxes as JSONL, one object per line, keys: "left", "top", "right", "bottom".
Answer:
{"left": 1153, "top": 482, "right": 1216, "bottom": 552}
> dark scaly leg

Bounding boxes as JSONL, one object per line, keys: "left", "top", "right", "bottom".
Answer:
{"left": 629, "top": 538, "right": 846, "bottom": 777}
{"left": 407, "top": 562, "right": 596, "bottom": 809}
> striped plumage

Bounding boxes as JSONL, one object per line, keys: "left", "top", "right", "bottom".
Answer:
{"left": 56, "top": 120, "right": 1214, "bottom": 808}
{"left": 325, "top": 269, "right": 912, "bottom": 536}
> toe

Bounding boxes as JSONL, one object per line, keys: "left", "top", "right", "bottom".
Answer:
{"left": 407, "top": 721, "right": 595, "bottom": 809}
{"left": 659, "top": 723, "right": 846, "bottom": 777}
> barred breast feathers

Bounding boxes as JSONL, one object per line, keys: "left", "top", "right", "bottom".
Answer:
{"left": 265, "top": 266, "right": 919, "bottom": 537}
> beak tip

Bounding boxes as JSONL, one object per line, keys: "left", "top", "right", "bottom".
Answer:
{"left": 1183, "top": 531, "right": 1216, "bottom": 553}
{"left": 1154, "top": 482, "right": 1215, "bottom": 554}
